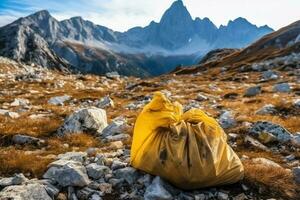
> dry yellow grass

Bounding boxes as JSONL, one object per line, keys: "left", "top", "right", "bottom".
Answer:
{"left": 0, "top": 147, "right": 54, "bottom": 178}
{"left": 243, "top": 160, "right": 299, "bottom": 199}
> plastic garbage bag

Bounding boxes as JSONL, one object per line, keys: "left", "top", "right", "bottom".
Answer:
{"left": 131, "top": 92, "right": 244, "bottom": 189}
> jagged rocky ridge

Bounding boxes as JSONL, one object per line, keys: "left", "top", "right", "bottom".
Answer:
{"left": 0, "top": 0, "right": 273, "bottom": 77}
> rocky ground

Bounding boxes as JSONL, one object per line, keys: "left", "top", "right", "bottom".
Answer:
{"left": 0, "top": 56, "right": 300, "bottom": 200}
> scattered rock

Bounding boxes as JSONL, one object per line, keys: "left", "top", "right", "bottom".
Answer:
{"left": 217, "top": 192, "right": 229, "bottom": 200}
{"left": 0, "top": 173, "right": 28, "bottom": 188}
{"left": 256, "top": 104, "right": 277, "bottom": 115}
{"left": 114, "top": 167, "right": 139, "bottom": 184}
{"left": 12, "top": 134, "right": 45, "bottom": 146}
{"left": 48, "top": 95, "right": 71, "bottom": 106}
{"left": 96, "top": 96, "right": 114, "bottom": 108}
{"left": 57, "top": 108, "right": 108, "bottom": 136}
{"left": 262, "top": 70, "right": 279, "bottom": 80}
{"left": 10, "top": 98, "right": 29, "bottom": 107}
{"left": 57, "top": 152, "right": 87, "bottom": 163}
{"left": 244, "top": 86, "right": 261, "bottom": 97}
{"left": 292, "top": 167, "right": 300, "bottom": 184}
{"left": 196, "top": 93, "right": 208, "bottom": 101}
{"left": 106, "top": 71, "right": 120, "bottom": 79}
{"left": 86, "top": 163, "right": 110, "bottom": 180}
{"left": 273, "top": 83, "right": 291, "bottom": 93}
{"left": 5, "top": 111, "right": 20, "bottom": 119}
{"left": 0, "top": 183, "right": 52, "bottom": 200}
{"left": 144, "top": 176, "right": 173, "bottom": 200}
{"left": 249, "top": 121, "right": 293, "bottom": 143}
{"left": 244, "top": 136, "right": 269, "bottom": 151}
{"left": 252, "top": 158, "right": 282, "bottom": 168}
{"left": 101, "top": 117, "right": 128, "bottom": 138}
{"left": 219, "top": 111, "right": 236, "bottom": 129}
{"left": 43, "top": 160, "right": 90, "bottom": 187}
{"left": 294, "top": 99, "right": 300, "bottom": 108}
{"left": 257, "top": 131, "right": 277, "bottom": 144}
{"left": 291, "top": 133, "right": 300, "bottom": 148}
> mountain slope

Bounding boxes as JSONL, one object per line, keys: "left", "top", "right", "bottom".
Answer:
{"left": 173, "top": 20, "right": 300, "bottom": 75}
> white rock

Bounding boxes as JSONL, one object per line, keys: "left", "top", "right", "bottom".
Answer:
{"left": 96, "top": 96, "right": 114, "bottom": 108}
{"left": 57, "top": 108, "right": 108, "bottom": 136}
{"left": 219, "top": 111, "right": 236, "bottom": 129}
{"left": 144, "top": 176, "right": 173, "bottom": 200}
{"left": 43, "top": 160, "right": 90, "bottom": 187}
{"left": 48, "top": 95, "right": 71, "bottom": 106}
{"left": 10, "top": 98, "right": 29, "bottom": 107}
{"left": 0, "top": 183, "right": 52, "bottom": 200}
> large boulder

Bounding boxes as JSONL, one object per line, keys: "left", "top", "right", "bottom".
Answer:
{"left": 57, "top": 108, "right": 107, "bottom": 136}
{"left": 144, "top": 176, "right": 173, "bottom": 200}
{"left": 0, "top": 183, "right": 52, "bottom": 200}
{"left": 43, "top": 160, "right": 90, "bottom": 187}
{"left": 249, "top": 121, "right": 293, "bottom": 143}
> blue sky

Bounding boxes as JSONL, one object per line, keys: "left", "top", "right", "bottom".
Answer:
{"left": 0, "top": 0, "right": 299, "bottom": 31}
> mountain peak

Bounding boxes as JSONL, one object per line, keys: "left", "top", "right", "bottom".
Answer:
{"left": 160, "top": 0, "right": 192, "bottom": 24}
{"left": 30, "top": 10, "right": 51, "bottom": 19}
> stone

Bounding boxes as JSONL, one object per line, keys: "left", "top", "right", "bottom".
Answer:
{"left": 114, "top": 167, "right": 139, "bottom": 185}
{"left": 244, "top": 136, "right": 269, "bottom": 151}
{"left": 101, "top": 117, "right": 128, "bottom": 138}
{"left": 194, "top": 194, "right": 206, "bottom": 200}
{"left": 219, "top": 111, "right": 236, "bottom": 129}
{"left": 249, "top": 121, "right": 293, "bottom": 143}
{"left": 12, "top": 134, "right": 45, "bottom": 146}
{"left": 252, "top": 158, "right": 282, "bottom": 168}
{"left": 86, "top": 163, "right": 110, "bottom": 180}
{"left": 0, "top": 173, "right": 28, "bottom": 188}
{"left": 218, "top": 192, "right": 229, "bottom": 200}
{"left": 76, "top": 187, "right": 102, "bottom": 200}
{"left": 262, "top": 70, "right": 279, "bottom": 80}
{"left": 144, "top": 176, "right": 173, "bottom": 200}
{"left": 257, "top": 131, "right": 277, "bottom": 144}
{"left": 256, "top": 104, "right": 277, "bottom": 115}
{"left": 294, "top": 99, "right": 300, "bottom": 108}
{"left": 111, "top": 160, "right": 127, "bottom": 170}
{"left": 291, "top": 133, "right": 300, "bottom": 148}
{"left": 106, "top": 71, "right": 120, "bottom": 79}
{"left": 57, "top": 152, "right": 87, "bottom": 163}
{"left": 292, "top": 167, "right": 300, "bottom": 184}
{"left": 57, "top": 108, "right": 108, "bottom": 136}
{"left": 6, "top": 111, "right": 20, "bottom": 119}
{"left": 137, "top": 174, "right": 152, "bottom": 187}
{"left": 48, "top": 95, "right": 71, "bottom": 106}
{"left": 196, "top": 93, "right": 208, "bottom": 101}
{"left": 43, "top": 160, "right": 90, "bottom": 187}
{"left": 99, "top": 183, "right": 112, "bottom": 194}
{"left": 10, "top": 98, "right": 29, "bottom": 107}
{"left": 96, "top": 96, "right": 114, "bottom": 109}
{"left": 244, "top": 86, "right": 261, "bottom": 97}
{"left": 105, "top": 134, "right": 131, "bottom": 142}
{"left": 273, "top": 83, "right": 291, "bottom": 93}
{"left": 0, "top": 183, "right": 52, "bottom": 200}
{"left": 109, "top": 141, "right": 123, "bottom": 149}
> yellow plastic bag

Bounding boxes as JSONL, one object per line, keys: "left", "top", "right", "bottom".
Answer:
{"left": 131, "top": 92, "right": 244, "bottom": 189}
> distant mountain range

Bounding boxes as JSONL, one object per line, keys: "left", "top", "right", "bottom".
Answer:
{"left": 0, "top": 0, "right": 273, "bottom": 76}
